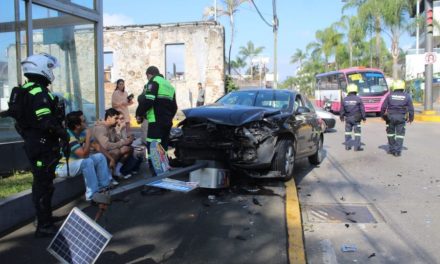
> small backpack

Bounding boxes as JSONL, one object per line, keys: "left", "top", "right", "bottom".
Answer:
{"left": 0, "top": 83, "right": 33, "bottom": 129}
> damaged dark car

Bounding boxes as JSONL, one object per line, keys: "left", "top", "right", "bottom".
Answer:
{"left": 172, "top": 89, "right": 324, "bottom": 180}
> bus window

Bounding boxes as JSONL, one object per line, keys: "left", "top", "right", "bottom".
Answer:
{"left": 346, "top": 72, "right": 388, "bottom": 96}
{"left": 338, "top": 73, "right": 347, "bottom": 92}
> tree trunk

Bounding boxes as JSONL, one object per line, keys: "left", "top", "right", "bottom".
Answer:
{"left": 391, "top": 35, "right": 399, "bottom": 79}
{"left": 228, "top": 16, "right": 234, "bottom": 75}
{"left": 375, "top": 16, "right": 381, "bottom": 68}
{"left": 349, "top": 41, "right": 353, "bottom": 67}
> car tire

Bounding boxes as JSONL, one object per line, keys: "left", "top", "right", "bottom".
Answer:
{"left": 271, "top": 139, "right": 295, "bottom": 181}
{"left": 309, "top": 137, "right": 323, "bottom": 165}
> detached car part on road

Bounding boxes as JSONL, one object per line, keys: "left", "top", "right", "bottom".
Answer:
{"left": 171, "top": 89, "right": 324, "bottom": 181}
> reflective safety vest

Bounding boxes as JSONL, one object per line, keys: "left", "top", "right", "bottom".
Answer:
{"left": 146, "top": 76, "right": 176, "bottom": 123}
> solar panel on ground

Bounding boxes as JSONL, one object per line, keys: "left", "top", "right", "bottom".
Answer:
{"left": 47, "top": 207, "right": 112, "bottom": 264}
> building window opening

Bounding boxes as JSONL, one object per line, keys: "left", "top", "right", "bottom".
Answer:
{"left": 165, "top": 44, "right": 185, "bottom": 80}
{"left": 104, "top": 51, "right": 113, "bottom": 82}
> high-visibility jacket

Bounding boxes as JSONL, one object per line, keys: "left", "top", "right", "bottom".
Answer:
{"left": 136, "top": 75, "right": 178, "bottom": 126}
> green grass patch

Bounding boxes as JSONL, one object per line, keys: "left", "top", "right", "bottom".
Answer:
{"left": 0, "top": 172, "right": 33, "bottom": 199}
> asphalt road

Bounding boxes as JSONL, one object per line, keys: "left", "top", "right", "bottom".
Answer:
{"left": 298, "top": 116, "right": 440, "bottom": 264}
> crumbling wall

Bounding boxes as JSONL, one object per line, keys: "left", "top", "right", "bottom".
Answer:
{"left": 103, "top": 21, "right": 225, "bottom": 115}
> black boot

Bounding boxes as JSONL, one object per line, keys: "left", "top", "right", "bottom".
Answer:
{"left": 354, "top": 147, "right": 364, "bottom": 151}
{"left": 35, "top": 224, "right": 58, "bottom": 238}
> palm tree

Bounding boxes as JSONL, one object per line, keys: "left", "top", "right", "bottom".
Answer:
{"left": 290, "top": 48, "right": 307, "bottom": 72}
{"left": 343, "top": 0, "right": 384, "bottom": 68}
{"left": 336, "top": 15, "right": 365, "bottom": 67}
{"left": 203, "top": 0, "right": 250, "bottom": 75}
{"left": 238, "top": 41, "right": 265, "bottom": 79}
{"left": 380, "top": 1, "right": 412, "bottom": 79}
{"left": 307, "top": 26, "right": 343, "bottom": 70}
{"left": 230, "top": 56, "right": 247, "bottom": 77}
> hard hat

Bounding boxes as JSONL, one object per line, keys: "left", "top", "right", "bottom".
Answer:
{"left": 21, "top": 53, "right": 59, "bottom": 83}
{"left": 392, "top": 80, "right": 405, "bottom": 91}
{"left": 347, "top": 84, "right": 358, "bottom": 94}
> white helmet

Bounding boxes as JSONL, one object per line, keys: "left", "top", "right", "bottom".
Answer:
{"left": 21, "top": 53, "right": 60, "bottom": 83}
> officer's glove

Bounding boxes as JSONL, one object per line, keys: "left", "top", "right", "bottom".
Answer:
{"left": 136, "top": 116, "right": 144, "bottom": 124}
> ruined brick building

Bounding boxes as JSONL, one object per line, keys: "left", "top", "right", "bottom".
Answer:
{"left": 103, "top": 21, "right": 225, "bottom": 116}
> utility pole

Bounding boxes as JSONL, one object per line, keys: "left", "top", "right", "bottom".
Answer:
{"left": 214, "top": 0, "right": 217, "bottom": 22}
{"left": 273, "top": 0, "right": 278, "bottom": 88}
{"left": 416, "top": 0, "right": 421, "bottom": 55}
{"left": 424, "top": 0, "right": 433, "bottom": 111}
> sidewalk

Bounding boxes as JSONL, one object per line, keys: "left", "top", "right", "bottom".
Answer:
{"left": 414, "top": 102, "right": 440, "bottom": 122}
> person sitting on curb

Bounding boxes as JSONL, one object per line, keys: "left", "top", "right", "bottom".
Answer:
{"left": 55, "top": 111, "right": 111, "bottom": 202}
{"left": 92, "top": 108, "right": 134, "bottom": 180}
{"left": 112, "top": 113, "right": 142, "bottom": 175}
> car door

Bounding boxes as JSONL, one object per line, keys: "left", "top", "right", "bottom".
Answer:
{"left": 292, "top": 94, "right": 310, "bottom": 156}
{"left": 303, "top": 96, "right": 321, "bottom": 152}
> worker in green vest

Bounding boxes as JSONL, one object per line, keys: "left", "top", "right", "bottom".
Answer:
{"left": 136, "top": 66, "right": 177, "bottom": 152}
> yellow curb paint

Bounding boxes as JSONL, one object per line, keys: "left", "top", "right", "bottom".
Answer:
{"left": 421, "top": 110, "right": 437, "bottom": 115}
{"left": 285, "top": 179, "right": 306, "bottom": 264}
{"left": 414, "top": 113, "right": 440, "bottom": 122}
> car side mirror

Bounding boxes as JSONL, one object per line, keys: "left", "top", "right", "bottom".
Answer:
{"left": 295, "top": 106, "right": 310, "bottom": 115}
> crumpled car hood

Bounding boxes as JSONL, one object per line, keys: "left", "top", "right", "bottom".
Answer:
{"left": 181, "top": 104, "right": 280, "bottom": 126}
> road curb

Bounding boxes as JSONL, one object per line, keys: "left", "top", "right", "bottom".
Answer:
{"left": 285, "top": 179, "right": 306, "bottom": 264}
{"left": 414, "top": 111, "right": 440, "bottom": 122}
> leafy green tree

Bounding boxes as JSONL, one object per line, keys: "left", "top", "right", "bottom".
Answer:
{"left": 203, "top": 0, "right": 250, "bottom": 75}
{"left": 380, "top": 1, "right": 412, "bottom": 79}
{"left": 343, "top": 0, "right": 384, "bottom": 68}
{"left": 335, "top": 15, "right": 366, "bottom": 67}
{"left": 238, "top": 41, "right": 265, "bottom": 79}
{"left": 290, "top": 48, "right": 307, "bottom": 72}
{"left": 230, "top": 56, "right": 247, "bottom": 76}
{"left": 307, "top": 26, "right": 343, "bottom": 70}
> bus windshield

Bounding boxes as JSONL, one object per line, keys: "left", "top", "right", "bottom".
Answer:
{"left": 346, "top": 72, "right": 388, "bottom": 96}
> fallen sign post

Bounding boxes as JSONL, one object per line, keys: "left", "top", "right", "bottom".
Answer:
{"left": 109, "top": 160, "right": 209, "bottom": 200}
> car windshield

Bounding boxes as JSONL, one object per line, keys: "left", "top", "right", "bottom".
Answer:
{"left": 217, "top": 91, "right": 258, "bottom": 106}
{"left": 217, "top": 90, "right": 291, "bottom": 111}
{"left": 347, "top": 71, "right": 388, "bottom": 96}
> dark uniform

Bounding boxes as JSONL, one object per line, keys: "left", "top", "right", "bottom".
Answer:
{"left": 136, "top": 74, "right": 177, "bottom": 151}
{"left": 380, "top": 90, "right": 414, "bottom": 156}
{"left": 340, "top": 93, "right": 366, "bottom": 151}
{"left": 19, "top": 78, "right": 67, "bottom": 236}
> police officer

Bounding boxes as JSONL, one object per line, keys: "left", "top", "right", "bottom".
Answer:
{"left": 136, "top": 66, "right": 177, "bottom": 163}
{"left": 380, "top": 80, "right": 414, "bottom": 157}
{"left": 340, "top": 84, "right": 366, "bottom": 151}
{"left": 19, "top": 54, "right": 68, "bottom": 237}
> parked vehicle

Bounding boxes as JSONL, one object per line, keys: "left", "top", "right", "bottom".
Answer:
{"left": 172, "top": 89, "right": 324, "bottom": 181}
{"left": 315, "top": 67, "right": 389, "bottom": 115}
{"left": 315, "top": 107, "right": 336, "bottom": 132}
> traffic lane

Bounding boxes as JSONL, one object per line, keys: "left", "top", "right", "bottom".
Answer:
{"left": 297, "top": 118, "right": 440, "bottom": 263}
{"left": 93, "top": 176, "right": 288, "bottom": 264}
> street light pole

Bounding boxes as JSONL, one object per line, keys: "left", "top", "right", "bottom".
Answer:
{"left": 424, "top": 0, "right": 433, "bottom": 111}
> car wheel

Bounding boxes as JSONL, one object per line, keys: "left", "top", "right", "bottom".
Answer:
{"left": 271, "top": 139, "right": 295, "bottom": 181}
{"left": 309, "top": 137, "right": 323, "bottom": 165}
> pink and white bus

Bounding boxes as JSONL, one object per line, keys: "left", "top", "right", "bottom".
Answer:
{"left": 315, "top": 67, "right": 390, "bottom": 115}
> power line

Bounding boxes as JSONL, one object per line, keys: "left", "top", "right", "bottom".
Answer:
{"left": 249, "top": 0, "right": 272, "bottom": 28}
